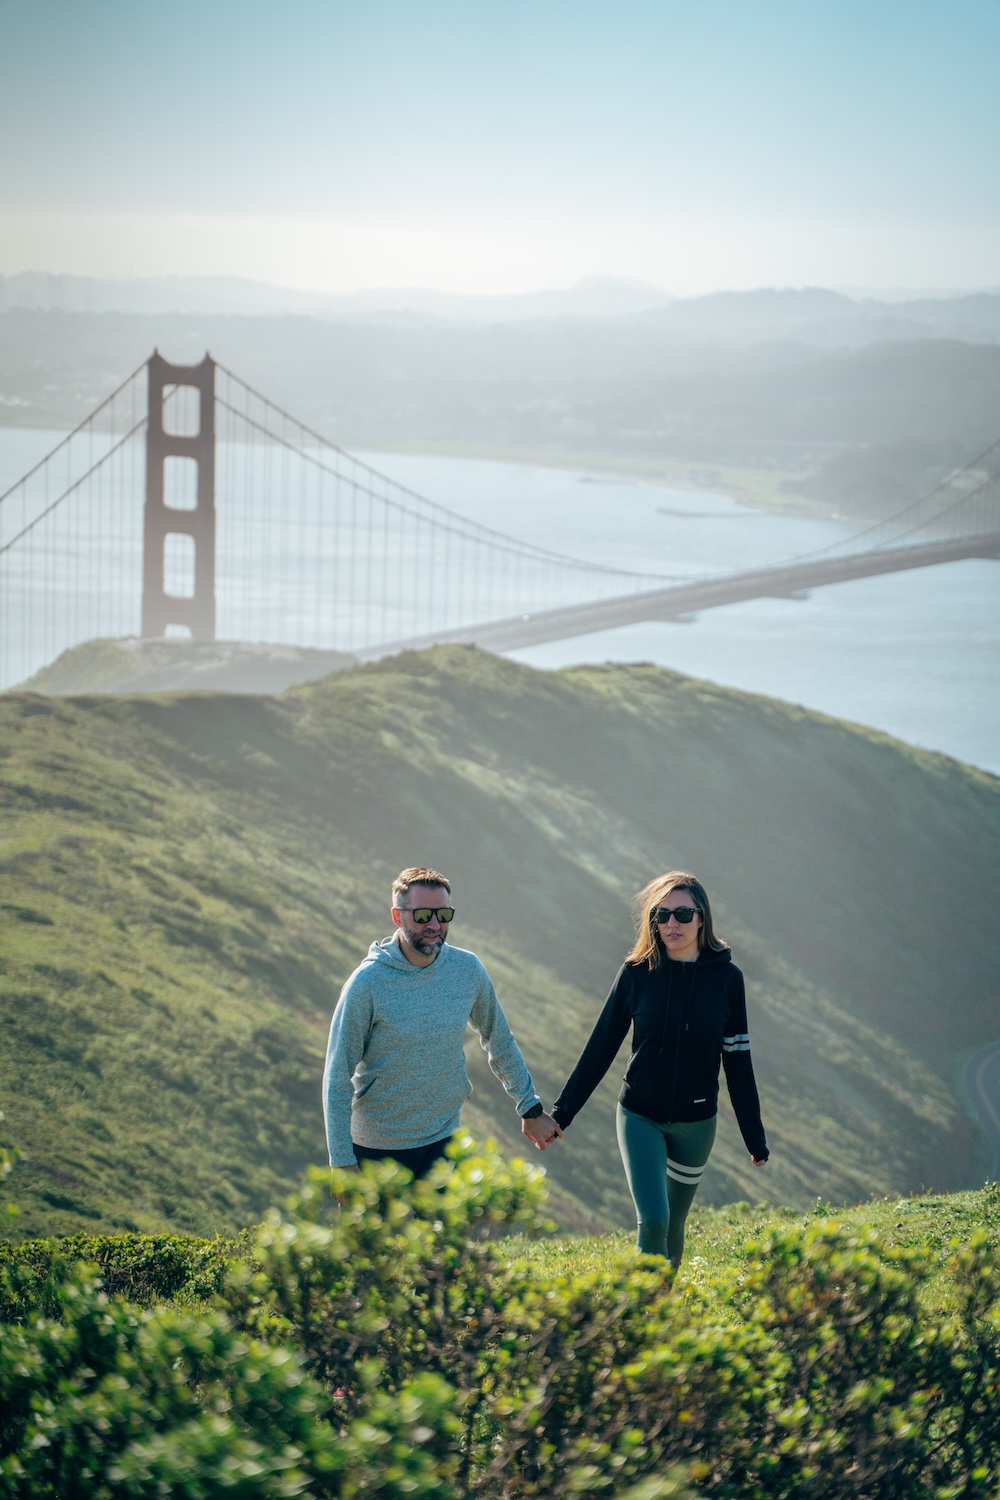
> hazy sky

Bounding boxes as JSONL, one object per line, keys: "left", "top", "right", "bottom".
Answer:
{"left": 1, "top": 0, "right": 998, "bottom": 295}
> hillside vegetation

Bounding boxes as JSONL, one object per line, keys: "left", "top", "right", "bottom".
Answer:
{"left": 1, "top": 648, "right": 997, "bottom": 1240}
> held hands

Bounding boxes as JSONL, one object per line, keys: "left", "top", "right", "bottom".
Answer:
{"left": 522, "top": 1111, "right": 564, "bottom": 1151}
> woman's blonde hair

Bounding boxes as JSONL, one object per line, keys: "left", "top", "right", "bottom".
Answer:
{"left": 626, "top": 870, "right": 727, "bottom": 968}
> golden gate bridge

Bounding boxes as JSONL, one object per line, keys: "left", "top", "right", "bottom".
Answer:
{"left": 1, "top": 352, "right": 998, "bottom": 691}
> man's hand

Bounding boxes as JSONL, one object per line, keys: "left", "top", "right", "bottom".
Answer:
{"left": 751, "top": 1155, "right": 767, "bottom": 1166}
{"left": 522, "top": 1111, "right": 564, "bottom": 1151}
{"left": 331, "top": 1162, "right": 360, "bottom": 1204}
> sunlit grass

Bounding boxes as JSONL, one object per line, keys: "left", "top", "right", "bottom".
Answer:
{"left": 505, "top": 1183, "right": 1000, "bottom": 1319}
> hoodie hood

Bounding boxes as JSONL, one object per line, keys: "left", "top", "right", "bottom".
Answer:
{"left": 366, "top": 932, "right": 448, "bottom": 973}
{"left": 696, "top": 944, "right": 733, "bottom": 967}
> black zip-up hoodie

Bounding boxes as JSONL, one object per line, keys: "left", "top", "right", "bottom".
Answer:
{"left": 552, "top": 945, "right": 768, "bottom": 1161}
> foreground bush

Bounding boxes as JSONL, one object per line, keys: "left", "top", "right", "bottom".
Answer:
{"left": 1, "top": 1141, "right": 998, "bottom": 1498}
{"left": 224, "top": 1137, "right": 549, "bottom": 1488}
{"left": 0, "top": 1230, "right": 247, "bottom": 1322}
{"left": 0, "top": 1261, "right": 464, "bottom": 1499}
{"left": 222, "top": 1144, "right": 1000, "bottom": 1498}
{"left": 737, "top": 1222, "right": 1000, "bottom": 1499}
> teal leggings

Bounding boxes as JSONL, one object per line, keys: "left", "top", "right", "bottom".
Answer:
{"left": 615, "top": 1104, "right": 717, "bottom": 1266}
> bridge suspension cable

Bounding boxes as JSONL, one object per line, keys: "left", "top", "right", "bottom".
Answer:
{"left": 214, "top": 364, "right": 680, "bottom": 580}
{"left": 0, "top": 362, "right": 150, "bottom": 689}
{"left": 767, "top": 435, "right": 1000, "bottom": 570}
{"left": 0, "top": 357, "right": 684, "bottom": 688}
{"left": 209, "top": 362, "right": 685, "bottom": 656}
{"left": 1, "top": 352, "right": 997, "bottom": 691}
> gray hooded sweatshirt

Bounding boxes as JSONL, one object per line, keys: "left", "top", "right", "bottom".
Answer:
{"left": 322, "top": 934, "right": 541, "bottom": 1167}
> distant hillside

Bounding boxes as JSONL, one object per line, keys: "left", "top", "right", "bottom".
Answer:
{"left": 3, "top": 309, "right": 999, "bottom": 493}
{"left": 0, "top": 272, "right": 675, "bottom": 324}
{"left": 1, "top": 649, "right": 997, "bottom": 1242}
{"left": 3, "top": 273, "right": 998, "bottom": 342}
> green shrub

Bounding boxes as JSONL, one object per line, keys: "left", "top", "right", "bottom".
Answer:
{"left": 225, "top": 1137, "right": 549, "bottom": 1488}
{"left": 0, "top": 1125, "right": 18, "bottom": 1234}
{"left": 222, "top": 1142, "right": 727, "bottom": 1497}
{"left": 944, "top": 1231, "right": 1000, "bottom": 1498}
{"left": 0, "top": 1230, "right": 250, "bottom": 1322}
{"left": 483, "top": 1261, "right": 756, "bottom": 1496}
{"left": 487, "top": 1218, "right": 1000, "bottom": 1499}
{"left": 0, "top": 1262, "right": 330, "bottom": 1497}
{"left": 2, "top": 1147, "right": 997, "bottom": 1499}
{"left": 222, "top": 1150, "right": 1000, "bottom": 1500}
{"left": 0, "top": 1258, "right": 464, "bottom": 1499}
{"left": 735, "top": 1220, "right": 1000, "bottom": 1499}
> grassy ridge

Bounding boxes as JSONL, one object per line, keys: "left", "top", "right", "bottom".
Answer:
{"left": 1, "top": 648, "right": 997, "bottom": 1241}
{"left": 514, "top": 1183, "right": 1000, "bottom": 1317}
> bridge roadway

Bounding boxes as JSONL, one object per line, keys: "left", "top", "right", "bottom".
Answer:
{"left": 358, "top": 530, "right": 1000, "bottom": 659}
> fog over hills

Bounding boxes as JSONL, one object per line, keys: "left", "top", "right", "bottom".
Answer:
{"left": 4, "top": 300, "right": 999, "bottom": 522}
{"left": 0, "top": 273, "right": 675, "bottom": 324}
{"left": 3, "top": 272, "right": 1000, "bottom": 343}
{"left": 3, "top": 275, "right": 1000, "bottom": 524}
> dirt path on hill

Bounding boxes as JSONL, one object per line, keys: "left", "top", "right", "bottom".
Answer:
{"left": 963, "top": 1040, "right": 1000, "bottom": 1181}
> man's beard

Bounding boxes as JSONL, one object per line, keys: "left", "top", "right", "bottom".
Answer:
{"left": 410, "top": 929, "right": 445, "bottom": 957}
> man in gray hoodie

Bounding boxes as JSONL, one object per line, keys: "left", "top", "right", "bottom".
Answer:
{"left": 323, "top": 866, "right": 561, "bottom": 1175}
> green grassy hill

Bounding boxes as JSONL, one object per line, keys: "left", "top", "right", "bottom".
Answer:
{"left": 1, "top": 648, "right": 997, "bottom": 1241}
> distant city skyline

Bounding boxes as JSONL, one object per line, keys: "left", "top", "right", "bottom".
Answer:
{"left": 1, "top": 0, "right": 997, "bottom": 296}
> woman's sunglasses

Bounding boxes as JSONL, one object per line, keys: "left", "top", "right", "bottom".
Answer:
{"left": 653, "top": 906, "right": 700, "bottom": 925}
{"left": 403, "top": 907, "right": 456, "bottom": 924}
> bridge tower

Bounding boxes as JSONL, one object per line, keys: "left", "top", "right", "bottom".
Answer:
{"left": 141, "top": 351, "right": 216, "bottom": 640}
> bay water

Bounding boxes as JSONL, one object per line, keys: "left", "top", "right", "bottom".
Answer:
{"left": 2, "top": 428, "right": 997, "bottom": 774}
{"left": 366, "top": 452, "right": 1000, "bottom": 776}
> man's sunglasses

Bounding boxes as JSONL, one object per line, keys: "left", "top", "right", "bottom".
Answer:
{"left": 653, "top": 906, "right": 700, "bottom": 925}
{"left": 401, "top": 906, "right": 455, "bottom": 924}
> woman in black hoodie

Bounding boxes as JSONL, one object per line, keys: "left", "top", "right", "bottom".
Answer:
{"left": 552, "top": 870, "right": 768, "bottom": 1266}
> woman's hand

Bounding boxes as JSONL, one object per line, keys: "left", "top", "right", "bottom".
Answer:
{"left": 522, "top": 1112, "right": 564, "bottom": 1150}
{"left": 751, "top": 1155, "right": 767, "bottom": 1166}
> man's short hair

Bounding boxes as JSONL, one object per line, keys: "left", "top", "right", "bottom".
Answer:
{"left": 392, "top": 866, "right": 451, "bottom": 907}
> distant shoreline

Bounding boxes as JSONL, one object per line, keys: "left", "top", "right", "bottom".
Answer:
{"left": 0, "top": 414, "right": 838, "bottom": 523}
{"left": 353, "top": 441, "right": 837, "bottom": 521}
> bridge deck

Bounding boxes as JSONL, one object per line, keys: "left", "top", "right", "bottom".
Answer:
{"left": 358, "top": 532, "right": 1000, "bottom": 659}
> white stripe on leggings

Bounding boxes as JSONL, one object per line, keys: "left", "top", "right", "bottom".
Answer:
{"left": 666, "top": 1157, "right": 705, "bottom": 1185}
